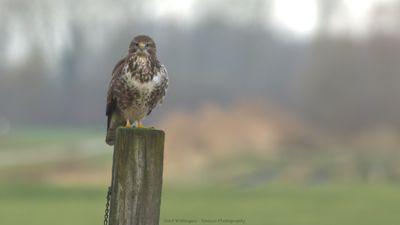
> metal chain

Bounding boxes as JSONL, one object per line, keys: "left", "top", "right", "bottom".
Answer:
{"left": 103, "top": 186, "right": 112, "bottom": 225}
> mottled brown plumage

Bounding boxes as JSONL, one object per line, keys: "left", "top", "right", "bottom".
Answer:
{"left": 106, "top": 35, "right": 168, "bottom": 145}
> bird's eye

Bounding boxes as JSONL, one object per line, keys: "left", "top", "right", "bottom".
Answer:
{"left": 130, "top": 42, "right": 138, "bottom": 49}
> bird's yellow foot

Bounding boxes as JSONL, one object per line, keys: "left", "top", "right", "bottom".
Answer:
{"left": 136, "top": 121, "right": 144, "bottom": 128}
{"left": 125, "top": 120, "right": 132, "bottom": 128}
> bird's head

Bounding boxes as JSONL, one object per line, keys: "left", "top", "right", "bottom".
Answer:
{"left": 129, "top": 35, "right": 157, "bottom": 58}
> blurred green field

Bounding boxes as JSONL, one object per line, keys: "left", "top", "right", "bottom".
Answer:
{"left": 1, "top": 128, "right": 400, "bottom": 225}
{"left": 0, "top": 184, "right": 400, "bottom": 225}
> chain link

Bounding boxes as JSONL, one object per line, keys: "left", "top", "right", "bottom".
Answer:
{"left": 104, "top": 186, "right": 112, "bottom": 225}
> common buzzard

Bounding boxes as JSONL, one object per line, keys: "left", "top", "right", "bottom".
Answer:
{"left": 105, "top": 35, "right": 168, "bottom": 145}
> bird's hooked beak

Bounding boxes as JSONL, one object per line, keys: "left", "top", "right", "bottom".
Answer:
{"left": 138, "top": 42, "right": 146, "bottom": 50}
{"left": 136, "top": 42, "right": 149, "bottom": 57}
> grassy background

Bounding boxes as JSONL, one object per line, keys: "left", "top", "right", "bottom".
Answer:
{"left": 1, "top": 184, "right": 400, "bottom": 225}
{"left": 1, "top": 128, "right": 400, "bottom": 225}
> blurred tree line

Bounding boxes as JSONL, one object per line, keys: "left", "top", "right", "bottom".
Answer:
{"left": 1, "top": 0, "right": 400, "bottom": 137}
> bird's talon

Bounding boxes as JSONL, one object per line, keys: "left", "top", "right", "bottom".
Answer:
{"left": 136, "top": 121, "right": 145, "bottom": 128}
{"left": 125, "top": 120, "right": 132, "bottom": 128}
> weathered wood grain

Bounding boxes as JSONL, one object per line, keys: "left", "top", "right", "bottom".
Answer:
{"left": 109, "top": 128, "right": 165, "bottom": 225}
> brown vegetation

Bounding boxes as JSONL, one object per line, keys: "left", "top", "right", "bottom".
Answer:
{"left": 159, "top": 102, "right": 316, "bottom": 179}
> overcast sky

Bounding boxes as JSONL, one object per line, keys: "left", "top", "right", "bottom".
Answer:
{"left": 1, "top": 0, "right": 400, "bottom": 67}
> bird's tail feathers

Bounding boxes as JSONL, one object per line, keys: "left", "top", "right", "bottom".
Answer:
{"left": 105, "top": 127, "right": 116, "bottom": 146}
{"left": 105, "top": 113, "right": 124, "bottom": 146}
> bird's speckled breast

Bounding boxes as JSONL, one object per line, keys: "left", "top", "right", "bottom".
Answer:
{"left": 119, "top": 60, "right": 162, "bottom": 121}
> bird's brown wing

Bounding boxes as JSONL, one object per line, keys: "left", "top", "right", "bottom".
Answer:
{"left": 106, "top": 57, "right": 126, "bottom": 130}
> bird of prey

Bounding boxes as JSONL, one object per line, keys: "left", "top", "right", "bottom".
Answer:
{"left": 105, "top": 35, "right": 168, "bottom": 145}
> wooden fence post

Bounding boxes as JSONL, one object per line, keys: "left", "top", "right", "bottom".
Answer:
{"left": 108, "top": 128, "right": 165, "bottom": 225}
